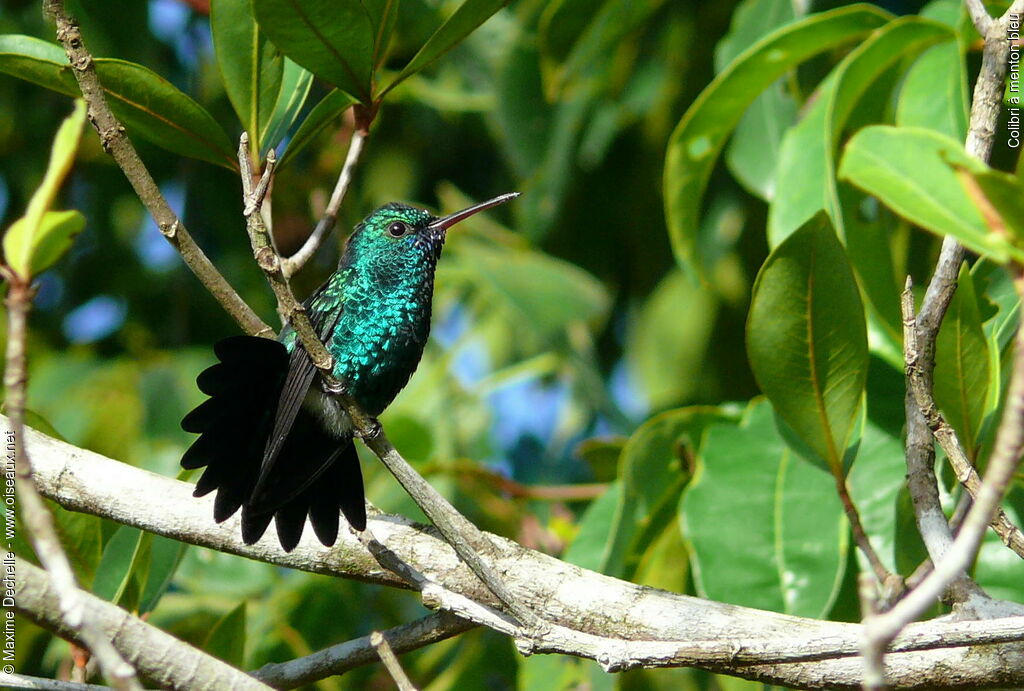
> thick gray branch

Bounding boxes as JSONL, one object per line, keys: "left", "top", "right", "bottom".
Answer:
{"left": 14, "top": 420, "right": 1024, "bottom": 690}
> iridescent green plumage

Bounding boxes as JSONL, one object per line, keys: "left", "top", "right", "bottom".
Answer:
{"left": 182, "top": 194, "right": 517, "bottom": 551}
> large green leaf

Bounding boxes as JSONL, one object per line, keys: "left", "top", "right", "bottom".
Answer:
{"left": 380, "top": 0, "right": 507, "bottom": 97}
{"left": 747, "top": 213, "right": 868, "bottom": 473}
{"left": 211, "top": 0, "right": 284, "bottom": 151}
{"left": 680, "top": 400, "right": 847, "bottom": 617}
{"left": 768, "top": 17, "right": 952, "bottom": 245}
{"left": 663, "top": 5, "right": 891, "bottom": 279}
{"left": 716, "top": 0, "right": 799, "bottom": 201}
{"left": 895, "top": 0, "right": 968, "bottom": 140}
{"left": 3, "top": 99, "right": 86, "bottom": 279}
{"left": 954, "top": 164, "right": 1024, "bottom": 247}
{"left": 252, "top": 0, "right": 374, "bottom": 103}
{"left": 0, "top": 35, "right": 236, "bottom": 168}
{"left": 839, "top": 126, "right": 1024, "bottom": 263}
{"left": 933, "top": 264, "right": 991, "bottom": 457}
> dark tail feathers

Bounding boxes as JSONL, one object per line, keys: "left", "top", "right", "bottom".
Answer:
{"left": 181, "top": 335, "right": 366, "bottom": 551}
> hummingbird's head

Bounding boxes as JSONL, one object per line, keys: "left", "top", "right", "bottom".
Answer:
{"left": 343, "top": 193, "right": 519, "bottom": 271}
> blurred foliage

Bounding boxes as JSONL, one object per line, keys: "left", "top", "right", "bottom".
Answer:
{"left": 2, "top": 0, "right": 1024, "bottom": 689}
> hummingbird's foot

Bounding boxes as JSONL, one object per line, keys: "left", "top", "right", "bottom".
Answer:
{"left": 321, "top": 377, "right": 345, "bottom": 395}
{"left": 355, "top": 417, "right": 382, "bottom": 440}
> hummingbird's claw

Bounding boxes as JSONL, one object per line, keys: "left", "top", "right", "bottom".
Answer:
{"left": 355, "top": 417, "right": 382, "bottom": 441}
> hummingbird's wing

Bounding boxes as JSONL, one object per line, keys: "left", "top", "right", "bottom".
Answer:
{"left": 253, "top": 282, "right": 345, "bottom": 503}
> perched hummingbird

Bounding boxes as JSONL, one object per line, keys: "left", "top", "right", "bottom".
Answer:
{"left": 180, "top": 193, "right": 518, "bottom": 551}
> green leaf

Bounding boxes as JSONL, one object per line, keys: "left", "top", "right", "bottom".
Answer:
{"left": 953, "top": 164, "right": 1024, "bottom": 247}
{"left": 3, "top": 99, "right": 86, "bottom": 278}
{"left": 4, "top": 211, "right": 85, "bottom": 278}
{"left": 625, "top": 269, "right": 718, "bottom": 409}
{"left": 0, "top": 35, "right": 236, "bottom": 168}
{"left": 453, "top": 240, "right": 610, "bottom": 338}
{"left": 601, "top": 407, "right": 735, "bottom": 580}
{"left": 138, "top": 536, "right": 188, "bottom": 615}
{"left": 278, "top": 89, "right": 356, "bottom": 167}
{"left": 92, "top": 526, "right": 151, "bottom": 611}
{"left": 680, "top": 400, "right": 847, "bottom": 617}
{"left": 846, "top": 417, "right": 909, "bottom": 574}
{"left": 202, "top": 601, "right": 247, "bottom": 668}
{"left": 839, "top": 126, "right": 1024, "bottom": 263}
{"left": 563, "top": 482, "right": 620, "bottom": 572}
{"left": 716, "top": 0, "right": 799, "bottom": 201}
{"left": 380, "top": 0, "right": 507, "bottom": 97}
{"left": 934, "top": 264, "right": 991, "bottom": 457}
{"left": 747, "top": 213, "right": 868, "bottom": 473}
{"left": 768, "top": 17, "right": 953, "bottom": 245}
{"left": 261, "top": 58, "right": 314, "bottom": 155}
{"left": 211, "top": 0, "right": 284, "bottom": 151}
{"left": 252, "top": 0, "right": 374, "bottom": 103}
{"left": 663, "top": 5, "right": 891, "bottom": 279}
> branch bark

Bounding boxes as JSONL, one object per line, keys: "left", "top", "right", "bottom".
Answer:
{"left": 15, "top": 419, "right": 1024, "bottom": 690}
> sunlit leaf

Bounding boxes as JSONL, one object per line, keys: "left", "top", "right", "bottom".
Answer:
{"left": 681, "top": 400, "right": 847, "bottom": 617}
{"left": 0, "top": 35, "right": 236, "bottom": 168}
{"left": 839, "top": 126, "right": 1023, "bottom": 263}
{"left": 747, "top": 213, "right": 868, "bottom": 473}
{"left": 279, "top": 88, "right": 356, "bottom": 167}
{"left": 3, "top": 100, "right": 85, "bottom": 278}
{"left": 663, "top": 5, "right": 891, "bottom": 279}
{"left": 211, "top": 0, "right": 283, "bottom": 152}
{"left": 768, "top": 17, "right": 952, "bottom": 245}
{"left": 252, "top": 0, "right": 374, "bottom": 103}
{"left": 934, "top": 264, "right": 991, "bottom": 457}
{"left": 380, "top": 0, "right": 507, "bottom": 97}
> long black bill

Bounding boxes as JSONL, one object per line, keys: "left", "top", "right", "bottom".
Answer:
{"left": 427, "top": 192, "right": 520, "bottom": 232}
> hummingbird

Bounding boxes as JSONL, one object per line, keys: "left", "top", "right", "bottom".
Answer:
{"left": 180, "top": 193, "right": 518, "bottom": 551}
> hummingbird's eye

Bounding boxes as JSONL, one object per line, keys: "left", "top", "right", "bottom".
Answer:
{"left": 387, "top": 221, "right": 409, "bottom": 238}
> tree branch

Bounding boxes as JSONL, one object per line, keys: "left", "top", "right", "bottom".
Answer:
{"left": 902, "top": 278, "right": 1024, "bottom": 560}
{"left": 16, "top": 419, "right": 1024, "bottom": 690}
{"left": 865, "top": 269, "right": 1024, "bottom": 683}
{"left": 42, "top": 0, "right": 272, "bottom": 338}
{"left": 2, "top": 274, "right": 139, "bottom": 689}
{"left": 252, "top": 612, "right": 473, "bottom": 690}
{"left": 15, "top": 558, "right": 273, "bottom": 691}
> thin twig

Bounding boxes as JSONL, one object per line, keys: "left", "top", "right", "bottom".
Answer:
{"left": 902, "top": 278, "right": 1024, "bottom": 559}
{"left": 280, "top": 129, "right": 367, "bottom": 278}
{"left": 252, "top": 613, "right": 473, "bottom": 689}
{"left": 236, "top": 138, "right": 543, "bottom": 634}
{"left": 836, "top": 476, "right": 896, "bottom": 588}
{"left": 2, "top": 277, "right": 140, "bottom": 690}
{"left": 42, "top": 0, "right": 272, "bottom": 338}
{"left": 965, "top": 0, "right": 992, "bottom": 35}
{"left": 865, "top": 269, "right": 1024, "bottom": 674}
{"left": 858, "top": 573, "right": 884, "bottom": 691}
{"left": 899, "top": 0, "right": 1018, "bottom": 608}
{"left": 371, "top": 632, "right": 418, "bottom": 691}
